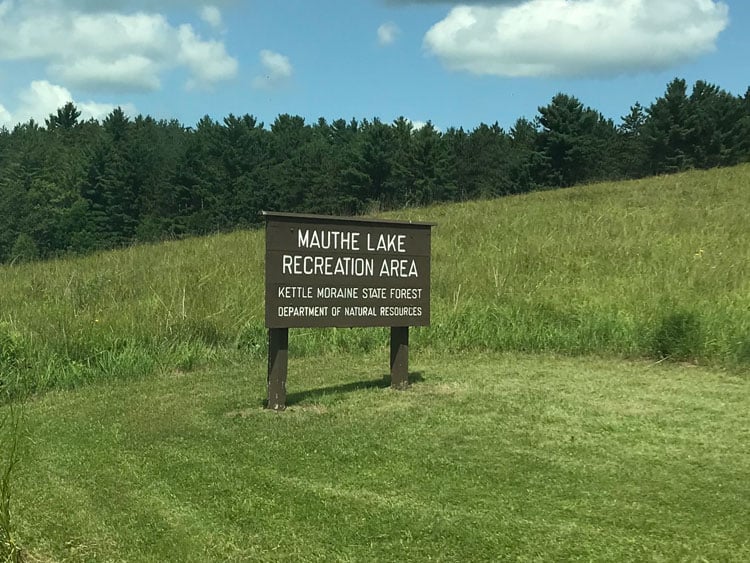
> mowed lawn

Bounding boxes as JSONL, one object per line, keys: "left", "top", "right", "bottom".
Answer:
{"left": 9, "top": 350, "right": 750, "bottom": 562}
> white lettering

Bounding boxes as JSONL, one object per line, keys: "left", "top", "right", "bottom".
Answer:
{"left": 379, "top": 259, "right": 419, "bottom": 277}
{"left": 388, "top": 288, "right": 423, "bottom": 299}
{"left": 316, "top": 287, "right": 359, "bottom": 299}
{"left": 297, "top": 229, "right": 360, "bottom": 251}
{"left": 361, "top": 287, "right": 387, "bottom": 299}
{"left": 298, "top": 229, "right": 311, "bottom": 249}
{"left": 282, "top": 255, "right": 374, "bottom": 277}
{"left": 278, "top": 286, "right": 313, "bottom": 299}
{"left": 277, "top": 306, "right": 330, "bottom": 317}
{"left": 282, "top": 255, "right": 294, "bottom": 274}
{"left": 344, "top": 306, "right": 377, "bottom": 316}
{"left": 367, "top": 233, "right": 407, "bottom": 253}
{"left": 379, "top": 306, "right": 423, "bottom": 317}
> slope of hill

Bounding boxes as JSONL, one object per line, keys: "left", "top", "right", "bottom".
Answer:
{"left": 1, "top": 165, "right": 749, "bottom": 399}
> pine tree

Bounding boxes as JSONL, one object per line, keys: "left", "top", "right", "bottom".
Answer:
{"left": 508, "top": 117, "right": 539, "bottom": 192}
{"left": 617, "top": 103, "right": 648, "bottom": 178}
{"left": 464, "top": 123, "right": 513, "bottom": 197}
{"left": 45, "top": 102, "right": 82, "bottom": 131}
{"left": 354, "top": 118, "right": 395, "bottom": 211}
{"left": 536, "top": 93, "right": 610, "bottom": 187}
{"left": 643, "top": 78, "right": 693, "bottom": 174}
{"left": 686, "top": 81, "right": 748, "bottom": 168}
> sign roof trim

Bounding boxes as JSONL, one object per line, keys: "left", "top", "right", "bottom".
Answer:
{"left": 261, "top": 210, "right": 435, "bottom": 227}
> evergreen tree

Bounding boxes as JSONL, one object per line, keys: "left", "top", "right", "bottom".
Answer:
{"left": 80, "top": 136, "right": 136, "bottom": 248}
{"left": 168, "top": 116, "right": 227, "bottom": 234}
{"left": 643, "top": 78, "right": 693, "bottom": 174}
{"left": 463, "top": 123, "right": 514, "bottom": 198}
{"left": 383, "top": 117, "right": 415, "bottom": 208}
{"left": 220, "top": 113, "right": 269, "bottom": 225}
{"left": 353, "top": 118, "right": 395, "bottom": 211}
{"left": 45, "top": 102, "right": 82, "bottom": 131}
{"left": 409, "top": 122, "right": 456, "bottom": 205}
{"left": 103, "top": 107, "right": 130, "bottom": 143}
{"left": 536, "top": 94, "right": 613, "bottom": 187}
{"left": 508, "top": 117, "right": 539, "bottom": 192}
{"left": 265, "top": 114, "right": 312, "bottom": 213}
{"left": 0, "top": 117, "right": 91, "bottom": 259}
{"left": 131, "top": 116, "right": 188, "bottom": 240}
{"left": 328, "top": 118, "right": 370, "bottom": 214}
{"left": 301, "top": 117, "right": 363, "bottom": 215}
{"left": 686, "top": 81, "right": 748, "bottom": 168}
{"left": 617, "top": 103, "right": 648, "bottom": 178}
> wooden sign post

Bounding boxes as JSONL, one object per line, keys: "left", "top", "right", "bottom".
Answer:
{"left": 263, "top": 212, "right": 433, "bottom": 410}
{"left": 267, "top": 327, "right": 288, "bottom": 410}
{"left": 390, "top": 326, "right": 409, "bottom": 390}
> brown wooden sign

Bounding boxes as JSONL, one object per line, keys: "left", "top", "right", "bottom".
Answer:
{"left": 264, "top": 212, "right": 432, "bottom": 329}
{"left": 263, "top": 211, "right": 434, "bottom": 410}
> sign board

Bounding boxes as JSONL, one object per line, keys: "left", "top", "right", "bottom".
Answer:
{"left": 264, "top": 212, "right": 432, "bottom": 329}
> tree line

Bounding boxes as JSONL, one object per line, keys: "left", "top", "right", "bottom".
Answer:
{"left": 1, "top": 77, "right": 748, "bottom": 263}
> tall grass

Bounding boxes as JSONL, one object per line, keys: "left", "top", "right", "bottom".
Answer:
{"left": 1, "top": 165, "right": 748, "bottom": 399}
{"left": 0, "top": 405, "right": 23, "bottom": 563}
{"left": 404, "top": 165, "right": 750, "bottom": 364}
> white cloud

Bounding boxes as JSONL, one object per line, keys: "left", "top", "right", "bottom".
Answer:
{"left": 78, "top": 99, "right": 137, "bottom": 122}
{"left": 409, "top": 119, "right": 442, "bottom": 132}
{"left": 424, "top": 0, "right": 730, "bottom": 78}
{"left": 51, "top": 55, "right": 162, "bottom": 92}
{"left": 200, "top": 5, "right": 222, "bottom": 30}
{"left": 0, "top": 80, "right": 136, "bottom": 128}
{"left": 253, "top": 49, "right": 293, "bottom": 90}
{"left": 0, "top": 1, "right": 238, "bottom": 91}
{"left": 178, "top": 24, "right": 237, "bottom": 89}
{"left": 377, "top": 22, "right": 400, "bottom": 46}
{"left": 17, "top": 80, "right": 72, "bottom": 120}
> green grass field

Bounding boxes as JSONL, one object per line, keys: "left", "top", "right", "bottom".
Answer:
{"left": 9, "top": 352, "right": 750, "bottom": 561}
{"left": 1, "top": 165, "right": 750, "bottom": 560}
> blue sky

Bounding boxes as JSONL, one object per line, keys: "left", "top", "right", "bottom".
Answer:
{"left": 1, "top": 0, "right": 748, "bottom": 131}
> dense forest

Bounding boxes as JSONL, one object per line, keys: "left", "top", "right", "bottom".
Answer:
{"left": 1, "top": 77, "right": 748, "bottom": 264}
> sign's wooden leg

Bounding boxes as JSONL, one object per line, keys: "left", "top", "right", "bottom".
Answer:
{"left": 267, "top": 328, "right": 288, "bottom": 410}
{"left": 390, "top": 326, "right": 409, "bottom": 390}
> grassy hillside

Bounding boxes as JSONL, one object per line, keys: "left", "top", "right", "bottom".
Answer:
{"left": 2, "top": 165, "right": 749, "bottom": 399}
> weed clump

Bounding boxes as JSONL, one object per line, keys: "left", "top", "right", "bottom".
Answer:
{"left": 650, "top": 310, "right": 704, "bottom": 362}
{"left": 0, "top": 324, "right": 23, "bottom": 370}
{"left": 733, "top": 339, "right": 750, "bottom": 367}
{"left": 0, "top": 324, "right": 25, "bottom": 400}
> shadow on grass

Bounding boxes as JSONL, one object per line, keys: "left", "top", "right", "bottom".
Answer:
{"left": 282, "top": 371, "right": 425, "bottom": 407}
